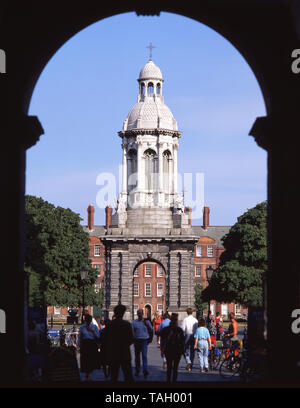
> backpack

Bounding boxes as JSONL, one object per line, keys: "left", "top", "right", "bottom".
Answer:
{"left": 166, "top": 327, "right": 184, "bottom": 353}
{"left": 143, "top": 319, "right": 153, "bottom": 344}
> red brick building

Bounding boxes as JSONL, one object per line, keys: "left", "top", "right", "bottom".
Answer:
{"left": 48, "top": 203, "right": 247, "bottom": 323}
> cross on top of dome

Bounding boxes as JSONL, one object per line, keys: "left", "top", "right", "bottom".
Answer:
{"left": 146, "top": 42, "right": 156, "bottom": 61}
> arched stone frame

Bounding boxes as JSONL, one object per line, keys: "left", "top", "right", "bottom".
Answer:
{"left": 127, "top": 148, "right": 137, "bottom": 193}
{"left": 143, "top": 148, "right": 158, "bottom": 191}
{"left": 131, "top": 255, "right": 168, "bottom": 320}
{"left": 162, "top": 149, "right": 172, "bottom": 193}
{"left": 3, "top": 2, "right": 300, "bottom": 384}
{"left": 147, "top": 82, "right": 154, "bottom": 95}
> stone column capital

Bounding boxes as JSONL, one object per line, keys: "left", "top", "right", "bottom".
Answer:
{"left": 249, "top": 114, "right": 298, "bottom": 151}
{"left": 12, "top": 115, "right": 44, "bottom": 150}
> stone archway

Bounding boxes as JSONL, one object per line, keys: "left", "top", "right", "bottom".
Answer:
{"left": 2, "top": 2, "right": 300, "bottom": 384}
{"left": 132, "top": 259, "right": 166, "bottom": 321}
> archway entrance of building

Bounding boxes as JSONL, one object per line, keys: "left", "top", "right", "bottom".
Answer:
{"left": 144, "top": 304, "right": 152, "bottom": 320}
{"left": 133, "top": 261, "right": 166, "bottom": 320}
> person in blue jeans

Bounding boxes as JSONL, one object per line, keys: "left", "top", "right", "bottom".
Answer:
{"left": 132, "top": 309, "right": 153, "bottom": 378}
{"left": 194, "top": 318, "right": 212, "bottom": 373}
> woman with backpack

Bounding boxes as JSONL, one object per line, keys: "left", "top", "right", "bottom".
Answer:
{"left": 160, "top": 313, "right": 185, "bottom": 383}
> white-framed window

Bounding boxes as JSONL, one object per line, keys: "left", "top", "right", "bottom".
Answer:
{"left": 145, "top": 283, "right": 151, "bottom": 297}
{"left": 157, "top": 265, "right": 164, "bottom": 277}
{"left": 157, "top": 304, "right": 163, "bottom": 314}
{"left": 133, "top": 283, "right": 139, "bottom": 297}
{"left": 235, "top": 304, "right": 242, "bottom": 316}
{"left": 95, "top": 282, "right": 101, "bottom": 292}
{"left": 54, "top": 306, "right": 61, "bottom": 315}
{"left": 133, "top": 304, "right": 139, "bottom": 316}
{"left": 207, "top": 245, "right": 214, "bottom": 257}
{"left": 134, "top": 268, "right": 139, "bottom": 277}
{"left": 195, "top": 265, "right": 201, "bottom": 277}
{"left": 221, "top": 304, "right": 228, "bottom": 317}
{"left": 157, "top": 283, "right": 164, "bottom": 297}
{"left": 93, "top": 263, "right": 101, "bottom": 276}
{"left": 145, "top": 264, "right": 152, "bottom": 277}
{"left": 94, "top": 245, "right": 101, "bottom": 256}
{"left": 196, "top": 245, "right": 202, "bottom": 257}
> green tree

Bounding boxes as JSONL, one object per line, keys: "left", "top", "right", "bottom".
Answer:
{"left": 25, "top": 195, "right": 101, "bottom": 308}
{"left": 202, "top": 201, "right": 267, "bottom": 308}
{"left": 194, "top": 283, "right": 208, "bottom": 318}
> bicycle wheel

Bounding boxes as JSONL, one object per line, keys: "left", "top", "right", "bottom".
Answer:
{"left": 219, "top": 356, "right": 240, "bottom": 379}
{"left": 209, "top": 353, "right": 222, "bottom": 370}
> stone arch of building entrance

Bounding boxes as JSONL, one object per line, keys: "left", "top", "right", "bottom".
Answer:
{"left": 132, "top": 259, "right": 166, "bottom": 321}
{"left": 2, "top": 2, "right": 300, "bottom": 384}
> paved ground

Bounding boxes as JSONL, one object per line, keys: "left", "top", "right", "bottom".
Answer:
{"left": 78, "top": 340, "right": 241, "bottom": 383}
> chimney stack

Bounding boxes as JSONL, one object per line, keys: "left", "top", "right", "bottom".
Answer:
{"left": 184, "top": 206, "right": 192, "bottom": 226}
{"left": 203, "top": 206, "right": 210, "bottom": 229}
{"left": 87, "top": 204, "right": 95, "bottom": 231}
{"left": 105, "top": 205, "right": 113, "bottom": 229}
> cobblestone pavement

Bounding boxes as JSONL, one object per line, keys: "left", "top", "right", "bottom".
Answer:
{"left": 78, "top": 341, "right": 241, "bottom": 384}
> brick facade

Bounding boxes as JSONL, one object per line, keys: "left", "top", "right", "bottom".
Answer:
{"left": 47, "top": 205, "right": 247, "bottom": 323}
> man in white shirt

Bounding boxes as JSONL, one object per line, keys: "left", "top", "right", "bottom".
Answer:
{"left": 181, "top": 307, "right": 198, "bottom": 371}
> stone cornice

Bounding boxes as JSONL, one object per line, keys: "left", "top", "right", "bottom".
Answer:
{"left": 100, "top": 235, "right": 199, "bottom": 244}
{"left": 118, "top": 128, "right": 182, "bottom": 138}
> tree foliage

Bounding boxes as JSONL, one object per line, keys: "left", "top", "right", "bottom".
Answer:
{"left": 25, "top": 195, "right": 102, "bottom": 308}
{"left": 202, "top": 201, "right": 267, "bottom": 307}
{"left": 194, "top": 283, "right": 207, "bottom": 317}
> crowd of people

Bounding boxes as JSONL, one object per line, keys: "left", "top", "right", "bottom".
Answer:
{"left": 71, "top": 306, "right": 239, "bottom": 382}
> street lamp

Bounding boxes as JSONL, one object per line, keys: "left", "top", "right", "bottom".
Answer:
{"left": 80, "top": 268, "right": 88, "bottom": 324}
{"left": 206, "top": 265, "right": 214, "bottom": 321}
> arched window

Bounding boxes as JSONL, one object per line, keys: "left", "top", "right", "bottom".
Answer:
{"left": 156, "top": 83, "right": 161, "bottom": 94}
{"left": 163, "top": 150, "right": 172, "bottom": 192}
{"left": 140, "top": 82, "right": 145, "bottom": 95}
{"left": 147, "top": 82, "right": 154, "bottom": 95}
{"left": 127, "top": 149, "right": 137, "bottom": 193}
{"left": 144, "top": 148, "right": 158, "bottom": 191}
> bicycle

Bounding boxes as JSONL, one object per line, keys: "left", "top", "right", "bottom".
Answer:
{"left": 219, "top": 340, "right": 241, "bottom": 379}
{"left": 208, "top": 345, "right": 222, "bottom": 370}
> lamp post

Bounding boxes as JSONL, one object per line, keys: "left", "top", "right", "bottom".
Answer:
{"left": 206, "top": 265, "right": 214, "bottom": 319}
{"left": 80, "top": 268, "right": 88, "bottom": 324}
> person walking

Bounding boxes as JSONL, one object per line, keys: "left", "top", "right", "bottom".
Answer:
{"left": 157, "top": 312, "right": 171, "bottom": 369}
{"left": 105, "top": 304, "right": 134, "bottom": 383}
{"left": 160, "top": 313, "right": 185, "bottom": 383}
{"left": 206, "top": 310, "right": 215, "bottom": 333}
{"left": 77, "top": 313, "right": 100, "bottom": 381}
{"left": 98, "top": 318, "right": 111, "bottom": 378}
{"left": 152, "top": 311, "right": 162, "bottom": 347}
{"left": 132, "top": 308, "right": 153, "bottom": 378}
{"left": 194, "top": 317, "right": 212, "bottom": 373}
{"left": 181, "top": 307, "right": 198, "bottom": 372}
{"left": 215, "top": 312, "right": 223, "bottom": 340}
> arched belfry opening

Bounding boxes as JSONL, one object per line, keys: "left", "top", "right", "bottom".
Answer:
{"left": 2, "top": 3, "right": 300, "bottom": 385}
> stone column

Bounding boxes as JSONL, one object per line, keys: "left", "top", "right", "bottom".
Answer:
{"left": 250, "top": 114, "right": 300, "bottom": 381}
{"left": 173, "top": 140, "right": 178, "bottom": 194}
{"left": 136, "top": 136, "right": 144, "bottom": 200}
{"left": 122, "top": 142, "right": 127, "bottom": 194}
{"left": 168, "top": 250, "right": 180, "bottom": 310}
{"left": 0, "top": 116, "right": 43, "bottom": 385}
{"left": 158, "top": 141, "right": 164, "bottom": 192}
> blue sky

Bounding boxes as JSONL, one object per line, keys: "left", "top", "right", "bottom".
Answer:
{"left": 27, "top": 11, "right": 267, "bottom": 227}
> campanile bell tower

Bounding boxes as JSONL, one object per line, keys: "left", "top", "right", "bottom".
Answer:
{"left": 102, "top": 49, "right": 198, "bottom": 321}
{"left": 111, "top": 54, "right": 191, "bottom": 231}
